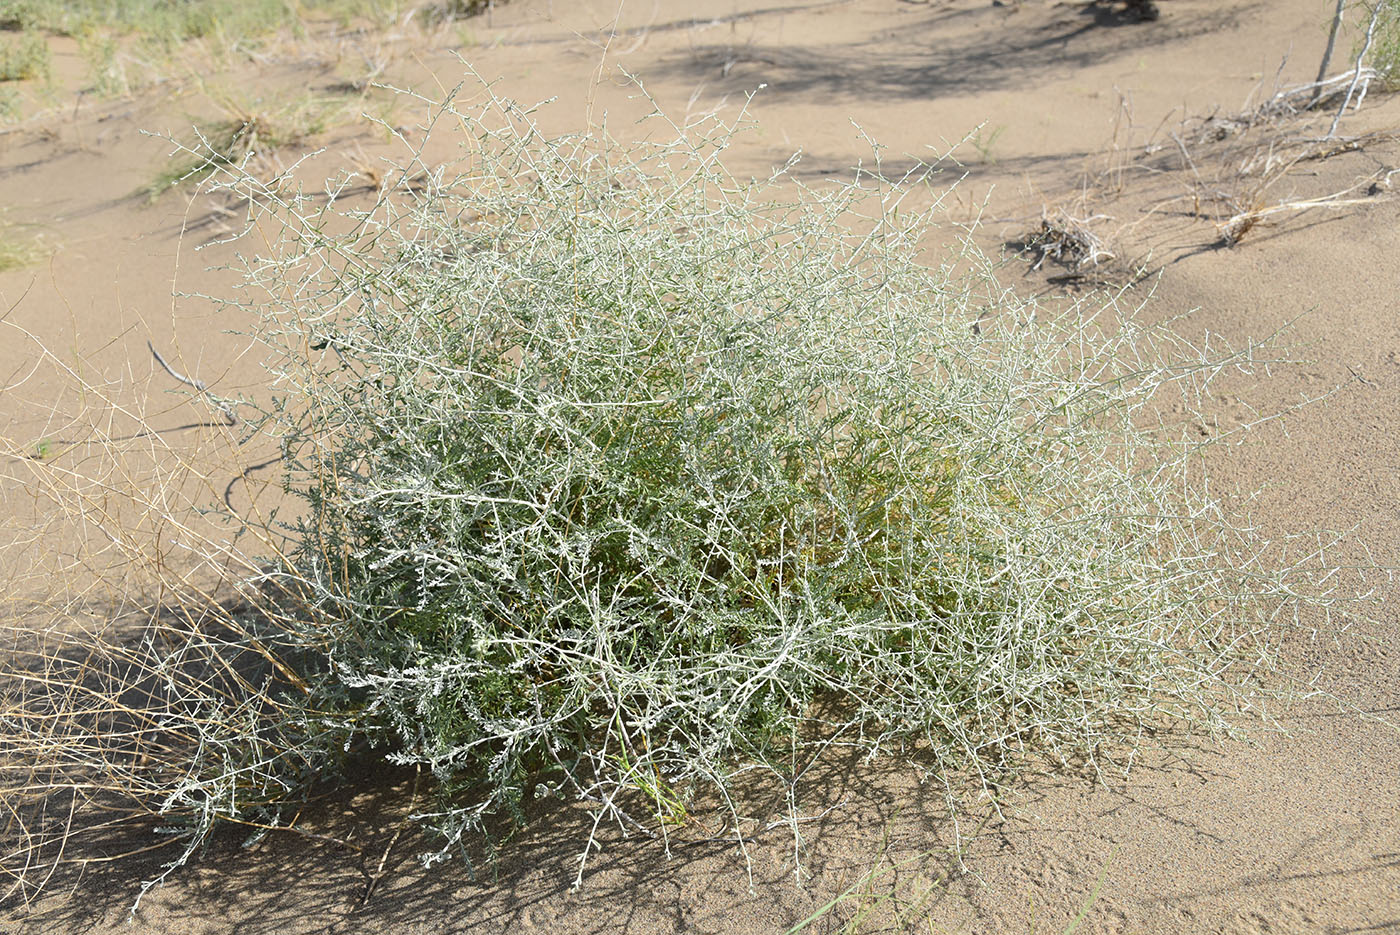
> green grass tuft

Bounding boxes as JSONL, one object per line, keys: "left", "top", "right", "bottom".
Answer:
{"left": 0, "top": 220, "right": 45, "bottom": 269}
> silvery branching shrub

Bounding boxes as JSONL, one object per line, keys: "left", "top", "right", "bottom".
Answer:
{"left": 224, "top": 86, "right": 1347, "bottom": 873}
{"left": 3, "top": 82, "right": 1357, "bottom": 900}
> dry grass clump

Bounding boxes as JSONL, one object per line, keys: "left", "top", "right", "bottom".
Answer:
{"left": 1192, "top": 0, "right": 1397, "bottom": 147}
{"left": 1215, "top": 186, "right": 1374, "bottom": 246}
{"left": 1197, "top": 138, "right": 1382, "bottom": 247}
{"left": 0, "top": 82, "right": 1368, "bottom": 905}
{"left": 144, "top": 92, "right": 344, "bottom": 201}
{"left": 1144, "top": 91, "right": 1395, "bottom": 249}
{"left": 1186, "top": 64, "right": 1385, "bottom": 157}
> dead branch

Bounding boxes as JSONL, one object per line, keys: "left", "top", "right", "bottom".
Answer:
{"left": 147, "top": 341, "right": 237, "bottom": 426}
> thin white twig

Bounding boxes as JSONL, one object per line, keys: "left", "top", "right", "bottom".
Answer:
{"left": 147, "top": 340, "right": 236, "bottom": 425}
{"left": 1329, "top": 0, "right": 1386, "bottom": 137}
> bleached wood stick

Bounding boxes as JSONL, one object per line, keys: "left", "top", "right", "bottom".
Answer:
{"left": 148, "top": 340, "right": 236, "bottom": 425}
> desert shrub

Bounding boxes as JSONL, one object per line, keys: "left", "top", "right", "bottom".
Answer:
{"left": 0, "top": 84, "right": 1358, "bottom": 898}
{"left": 0, "top": 0, "right": 37, "bottom": 31}
{"left": 221, "top": 87, "right": 1348, "bottom": 857}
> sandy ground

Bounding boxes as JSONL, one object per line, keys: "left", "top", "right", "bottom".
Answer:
{"left": 2, "top": 0, "right": 1399, "bottom": 931}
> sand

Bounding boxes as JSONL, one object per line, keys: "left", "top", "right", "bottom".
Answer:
{"left": 2, "top": 1, "right": 1398, "bottom": 931}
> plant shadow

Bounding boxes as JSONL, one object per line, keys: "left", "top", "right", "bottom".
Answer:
{"left": 649, "top": 2, "right": 1251, "bottom": 106}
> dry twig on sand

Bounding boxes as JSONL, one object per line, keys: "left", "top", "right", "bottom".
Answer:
{"left": 147, "top": 340, "right": 236, "bottom": 425}
{"left": 1328, "top": 0, "right": 1388, "bottom": 138}
{"left": 1218, "top": 188, "right": 1377, "bottom": 246}
{"left": 1195, "top": 66, "right": 1381, "bottom": 144}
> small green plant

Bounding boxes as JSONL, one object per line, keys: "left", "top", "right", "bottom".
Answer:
{"left": 612, "top": 730, "right": 690, "bottom": 828}
{"left": 970, "top": 123, "right": 1006, "bottom": 164}
{"left": 0, "top": 30, "right": 48, "bottom": 82}
{"left": 0, "top": 220, "right": 43, "bottom": 269}
{"left": 32, "top": 438, "right": 52, "bottom": 460}
{"left": 77, "top": 32, "right": 125, "bottom": 96}
{"left": 785, "top": 816, "right": 947, "bottom": 934}
{"left": 1062, "top": 847, "right": 1117, "bottom": 934}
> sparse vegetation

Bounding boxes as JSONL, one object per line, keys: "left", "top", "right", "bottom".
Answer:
{"left": 4, "top": 0, "right": 358, "bottom": 43}
{"left": 0, "top": 218, "right": 45, "bottom": 269}
{"left": 970, "top": 123, "right": 1006, "bottom": 164}
{"left": 1366, "top": 0, "right": 1400, "bottom": 87}
{"left": 3, "top": 0, "right": 506, "bottom": 42}
{"left": 0, "top": 0, "right": 505, "bottom": 101}
{"left": 0, "top": 29, "right": 47, "bottom": 82}
{"left": 76, "top": 32, "right": 127, "bottom": 97}
{"left": 144, "top": 92, "right": 343, "bottom": 200}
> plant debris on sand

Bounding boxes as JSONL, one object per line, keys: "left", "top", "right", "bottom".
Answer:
{"left": 1016, "top": 208, "right": 1117, "bottom": 274}
{"left": 0, "top": 81, "right": 1363, "bottom": 904}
